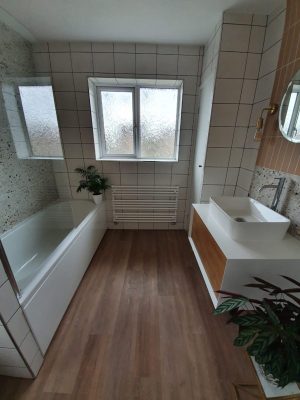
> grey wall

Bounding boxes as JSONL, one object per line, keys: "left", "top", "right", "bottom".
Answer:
{"left": 0, "top": 21, "right": 58, "bottom": 234}
{"left": 250, "top": 166, "right": 300, "bottom": 239}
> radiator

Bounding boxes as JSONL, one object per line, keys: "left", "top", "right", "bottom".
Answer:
{"left": 112, "top": 185, "right": 179, "bottom": 223}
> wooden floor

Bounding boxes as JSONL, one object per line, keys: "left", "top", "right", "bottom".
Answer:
{"left": 0, "top": 230, "right": 257, "bottom": 400}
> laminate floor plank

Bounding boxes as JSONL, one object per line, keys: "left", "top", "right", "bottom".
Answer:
{"left": 0, "top": 230, "right": 257, "bottom": 400}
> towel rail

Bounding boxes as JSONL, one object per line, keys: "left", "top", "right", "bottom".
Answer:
{"left": 112, "top": 185, "right": 179, "bottom": 223}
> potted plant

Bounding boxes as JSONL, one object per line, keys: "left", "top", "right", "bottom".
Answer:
{"left": 214, "top": 276, "right": 300, "bottom": 388}
{"left": 75, "top": 165, "right": 110, "bottom": 205}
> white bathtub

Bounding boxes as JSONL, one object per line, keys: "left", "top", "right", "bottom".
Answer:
{"left": 1, "top": 200, "right": 107, "bottom": 353}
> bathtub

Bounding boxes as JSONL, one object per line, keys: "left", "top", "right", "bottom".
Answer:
{"left": 0, "top": 200, "right": 107, "bottom": 353}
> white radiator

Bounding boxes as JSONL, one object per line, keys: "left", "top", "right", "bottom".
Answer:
{"left": 112, "top": 185, "right": 179, "bottom": 223}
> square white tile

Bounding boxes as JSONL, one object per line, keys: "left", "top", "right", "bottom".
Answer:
{"left": 207, "top": 127, "right": 234, "bottom": 148}
{"left": 229, "top": 148, "right": 243, "bottom": 167}
{"left": 214, "top": 79, "right": 243, "bottom": 103}
{"left": 178, "top": 55, "right": 199, "bottom": 76}
{"left": 49, "top": 53, "right": 72, "bottom": 72}
{"left": 245, "top": 53, "right": 261, "bottom": 79}
{"left": 136, "top": 54, "right": 156, "bottom": 75}
{"left": 0, "top": 326, "right": 14, "bottom": 348}
{"left": 0, "top": 281, "right": 19, "bottom": 323}
{"left": 92, "top": 42, "right": 114, "bottom": 52}
{"left": 0, "top": 348, "right": 25, "bottom": 368}
{"left": 203, "top": 167, "right": 227, "bottom": 184}
{"left": 20, "top": 333, "right": 38, "bottom": 365}
{"left": 70, "top": 42, "right": 92, "bottom": 52}
{"left": 205, "top": 148, "right": 231, "bottom": 167}
{"left": 217, "top": 52, "right": 247, "bottom": 79}
{"left": 225, "top": 168, "right": 239, "bottom": 185}
{"left": 210, "top": 104, "right": 238, "bottom": 126}
{"left": 93, "top": 53, "right": 114, "bottom": 73}
{"left": 241, "top": 148, "right": 258, "bottom": 171}
{"left": 54, "top": 92, "right": 77, "bottom": 110}
{"left": 114, "top": 53, "right": 135, "bottom": 74}
{"left": 63, "top": 143, "right": 83, "bottom": 158}
{"left": 237, "top": 168, "right": 253, "bottom": 191}
{"left": 249, "top": 26, "right": 265, "bottom": 53}
{"left": 0, "top": 260, "right": 7, "bottom": 287}
{"left": 157, "top": 55, "right": 178, "bottom": 75}
{"left": 240, "top": 80, "right": 257, "bottom": 104}
{"left": 71, "top": 53, "right": 93, "bottom": 72}
{"left": 7, "top": 308, "right": 29, "bottom": 347}
{"left": 221, "top": 25, "right": 251, "bottom": 52}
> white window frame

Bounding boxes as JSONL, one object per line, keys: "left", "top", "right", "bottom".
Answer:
{"left": 89, "top": 77, "right": 183, "bottom": 162}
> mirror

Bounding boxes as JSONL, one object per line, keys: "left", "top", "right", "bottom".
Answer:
{"left": 279, "top": 69, "right": 300, "bottom": 143}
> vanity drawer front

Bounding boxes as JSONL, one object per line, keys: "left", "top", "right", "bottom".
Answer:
{"left": 191, "top": 211, "right": 226, "bottom": 292}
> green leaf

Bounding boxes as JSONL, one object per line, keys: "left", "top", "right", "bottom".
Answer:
{"left": 231, "top": 314, "right": 267, "bottom": 327}
{"left": 234, "top": 327, "right": 258, "bottom": 347}
{"left": 262, "top": 301, "right": 280, "bottom": 326}
{"left": 255, "top": 351, "right": 274, "bottom": 365}
{"left": 214, "top": 297, "right": 248, "bottom": 315}
{"left": 247, "top": 333, "right": 277, "bottom": 356}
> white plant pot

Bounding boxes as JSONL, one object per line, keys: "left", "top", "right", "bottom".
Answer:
{"left": 92, "top": 194, "right": 103, "bottom": 205}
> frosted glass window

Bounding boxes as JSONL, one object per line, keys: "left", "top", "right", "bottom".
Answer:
{"left": 19, "top": 85, "right": 63, "bottom": 158}
{"left": 140, "top": 88, "right": 178, "bottom": 159}
{"left": 100, "top": 90, "right": 134, "bottom": 155}
{"left": 94, "top": 79, "right": 182, "bottom": 161}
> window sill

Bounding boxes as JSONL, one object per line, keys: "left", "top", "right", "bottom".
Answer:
{"left": 97, "top": 158, "right": 178, "bottom": 162}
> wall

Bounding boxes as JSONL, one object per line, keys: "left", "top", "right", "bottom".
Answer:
{"left": 0, "top": 21, "right": 58, "bottom": 234}
{"left": 250, "top": 0, "right": 300, "bottom": 239}
{"left": 0, "top": 20, "right": 49, "bottom": 378}
{"left": 255, "top": 0, "right": 300, "bottom": 174}
{"left": 32, "top": 42, "right": 203, "bottom": 229}
{"left": 191, "top": 20, "right": 222, "bottom": 204}
{"left": 198, "top": 12, "right": 270, "bottom": 202}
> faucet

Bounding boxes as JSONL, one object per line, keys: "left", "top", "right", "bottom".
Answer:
{"left": 258, "top": 177, "right": 286, "bottom": 211}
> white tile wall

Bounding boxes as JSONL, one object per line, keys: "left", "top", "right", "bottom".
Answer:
{"left": 0, "top": 269, "right": 43, "bottom": 378}
{"left": 33, "top": 42, "right": 203, "bottom": 230}
{"left": 198, "top": 9, "right": 284, "bottom": 201}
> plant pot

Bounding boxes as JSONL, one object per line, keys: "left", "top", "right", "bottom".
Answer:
{"left": 92, "top": 193, "right": 103, "bottom": 205}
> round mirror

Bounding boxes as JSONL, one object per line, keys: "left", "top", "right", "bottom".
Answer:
{"left": 279, "top": 69, "right": 300, "bottom": 143}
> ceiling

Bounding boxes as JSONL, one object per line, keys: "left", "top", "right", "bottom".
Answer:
{"left": 0, "top": 0, "right": 284, "bottom": 44}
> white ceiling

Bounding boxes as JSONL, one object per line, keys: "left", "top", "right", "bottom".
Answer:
{"left": 0, "top": 0, "right": 284, "bottom": 44}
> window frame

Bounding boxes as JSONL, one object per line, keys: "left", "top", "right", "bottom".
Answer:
{"left": 90, "top": 78, "right": 183, "bottom": 162}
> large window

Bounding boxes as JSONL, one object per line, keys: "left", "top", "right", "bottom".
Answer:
{"left": 89, "top": 78, "right": 183, "bottom": 161}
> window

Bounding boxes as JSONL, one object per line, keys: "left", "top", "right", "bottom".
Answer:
{"left": 89, "top": 78, "right": 183, "bottom": 161}
{"left": 18, "top": 85, "right": 63, "bottom": 158}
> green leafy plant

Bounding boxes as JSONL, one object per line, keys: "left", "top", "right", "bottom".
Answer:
{"left": 214, "top": 276, "right": 300, "bottom": 388}
{"left": 75, "top": 165, "right": 110, "bottom": 195}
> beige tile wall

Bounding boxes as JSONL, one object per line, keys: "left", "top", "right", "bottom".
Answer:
{"left": 33, "top": 42, "right": 204, "bottom": 229}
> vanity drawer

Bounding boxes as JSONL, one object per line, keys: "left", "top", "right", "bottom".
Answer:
{"left": 191, "top": 211, "right": 226, "bottom": 292}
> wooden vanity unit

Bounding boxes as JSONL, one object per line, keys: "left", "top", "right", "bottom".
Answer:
{"left": 189, "top": 204, "right": 300, "bottom": 308}
{"left": 191, "top": 211, "right": 226, "bottom": 294}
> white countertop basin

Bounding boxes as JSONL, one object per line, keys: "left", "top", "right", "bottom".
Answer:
{"left": 209, "top": 196, "right": 290, "bottom": 242}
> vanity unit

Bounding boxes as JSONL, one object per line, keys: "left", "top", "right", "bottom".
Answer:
{"left": 189, "top": 198, "right": 300, "bottom": 308}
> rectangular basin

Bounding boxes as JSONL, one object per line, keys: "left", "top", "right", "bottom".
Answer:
{"left": 209, "top": 196, "right": 290, "bottom": 242}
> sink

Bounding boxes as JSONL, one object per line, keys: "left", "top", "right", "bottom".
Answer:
{"left": 209, "top": 196, "right": 290, "bottom": 242}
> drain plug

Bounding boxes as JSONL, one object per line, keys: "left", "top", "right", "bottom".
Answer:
{"left": 234, "top": 217, "right": 246, "bottom": 222}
